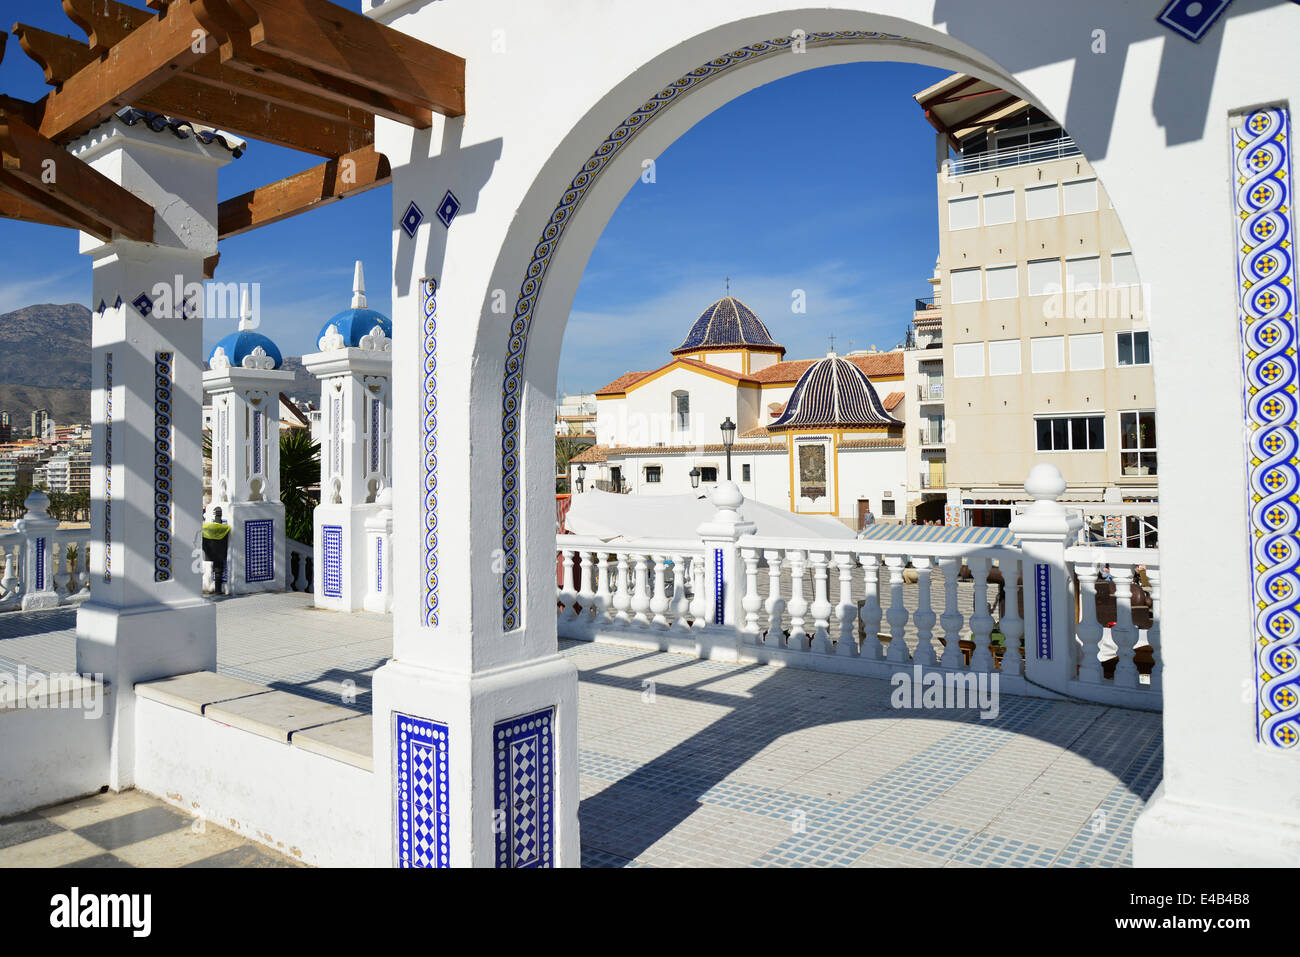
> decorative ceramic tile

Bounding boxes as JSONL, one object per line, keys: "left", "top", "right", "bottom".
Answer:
{"left": 494, "top": 707, "right": 554, "bottom": 868}
{"left": 1034, "top": 563, "right": 1052, "bottom": 660}
{"left": 244, "top": 519, "right": 274, "bottom": 584}
{"left": 422, "top": 278, "right": 439, "bottom": 628}
{"left": 251, "top": 408, "right": 263, "bottom": 476}
{"left": 1232, "top": 105, "right": 1300, "bottom": 748}
{"left": 132, "top": 292, "right": 153, "bottom": 317}
{"left": 436, "top": 190, "right": 460, "bottom": 228}
{"left": 713, "top": 548, "right": 725, "bottom": 625}
{"left": 103, "top": 352, "right": 112, "bottom": 584}
{"left": 376, "top": 536, "right": 383, "bottom": 595}
{"left": 153, "top": 351, "right": 173, "bottom": 583}
{"left": 34, "top": 537, "right": 45, "bottom": 591}
{"left": 394, "top": 712, "right": 449, "bottom": 867}
{"left": 322, "top": 525, "right": 343, "bottom": 599}
{"left": 496, "top": 30, "right": 911, "bottom": 630}
{"left": 1156, "top": 0, "right": 1233, "bottom": 42}
{"left": 400, "top": 201, "right": 424, "bottom": 238}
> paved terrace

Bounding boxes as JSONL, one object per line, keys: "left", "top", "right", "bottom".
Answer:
{"left": 0, "top": 593, "right": 1162, "bottom": 867}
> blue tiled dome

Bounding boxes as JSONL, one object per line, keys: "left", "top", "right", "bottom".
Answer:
{"left": 317, "top": 307, "right": 392, "bottom": 348}
{"left": 208, "top": 330, "right": 283, "bottom": 369}
{"left": 769, "top": 355, "right": 901, "bottom": 430}
{"left": 672, "top": 296, "right": 782, "bottom": 356}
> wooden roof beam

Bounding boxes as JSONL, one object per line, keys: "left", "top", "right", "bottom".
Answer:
{"left": 218, "top": 143, "right": 389, "bottom": 238}
{"left": 62, "top": 0, "right": 155, "bottom": 55}
{"left": 35, "top": 0, "right": 220, "bottom": 142}
{"left": 232, "top": 0, "right": 464, "bottom": 117}
{"left": 12, "top": 24, "right": 95, "bottom": 88}
{"left": 0, "top": 112, "right": 154, "bottom": 241}
{"left": 0, "top": 171, "right": 115, "bottom": 240}
{"left": 0, "top": 185, "right": 75, "bottom": 229}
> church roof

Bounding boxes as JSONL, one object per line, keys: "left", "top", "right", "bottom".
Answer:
{"left": 769, "top": 354, "right": 903, "bottom": 431}
{"left": 753, "top": 351, "right": 903, "bottom": 384}
{"left": 672, "top": 296, "right": 783, "bottom": 356}
{"left": 595, "top": 371, "right": 653, "bottom": 396}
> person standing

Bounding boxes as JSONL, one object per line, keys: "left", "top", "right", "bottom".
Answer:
{"left": 202, "top": 507, "right": 231, "bottom": 596}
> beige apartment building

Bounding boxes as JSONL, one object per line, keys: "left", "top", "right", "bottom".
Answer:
{"left": 912, "top": 74, "right": 1157, "bottom": 532}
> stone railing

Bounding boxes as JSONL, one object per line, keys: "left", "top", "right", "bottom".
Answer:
{"left": 285, "top": 536, "right": 314, "bottom": 593}
{"left": 555, "top": 465, "right": 1162, "bottom": 710}
{"left": 0, "top": 491, "right": 92, "bottom": 610}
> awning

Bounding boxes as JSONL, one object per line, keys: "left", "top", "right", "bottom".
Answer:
{"left": 856, "top": 524, "right": 1018, "bottom": 546}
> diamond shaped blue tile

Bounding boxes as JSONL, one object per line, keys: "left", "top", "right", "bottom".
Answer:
{"left": 1156, "top": 0, "right": 1233, "bottom": 42}
{"left": 401, "top": 200, "right": 424, "bottom": 238}
{"left": 436, "top": 190, "right": 460, "bottom": 228}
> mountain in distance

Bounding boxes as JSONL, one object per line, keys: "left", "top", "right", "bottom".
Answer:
{"left": 0, "top": 303, "right": 322, "bottom": 426}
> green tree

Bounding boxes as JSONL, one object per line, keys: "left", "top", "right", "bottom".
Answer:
{"left": 280, "top": 428, "right": 320, "bottom": 544}
{"left": 555, "top": 435, "right": 588, "bottom": 494}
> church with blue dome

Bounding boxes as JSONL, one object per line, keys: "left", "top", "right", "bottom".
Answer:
{"left": 573, "top": 292, "right": 909, "bottom": 526}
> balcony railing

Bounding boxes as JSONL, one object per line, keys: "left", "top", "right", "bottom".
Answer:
{"left": 918, "top": 382, "right": 945, "bottom": 402}
{"left": 919, "top": 428, "right": 945, "bottom": 446}
{"left": 920, "top": 468, "right": 946, "bottom": 489}
{"left": 946, "top": 136, "right": 1082, "bottom": 178}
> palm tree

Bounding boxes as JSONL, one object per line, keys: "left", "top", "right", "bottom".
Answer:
{"left": 280, "top": 428, "right": 320, "bottom": 544}
{"left": 555, "top": 435, "right": 588, "bottom": 494}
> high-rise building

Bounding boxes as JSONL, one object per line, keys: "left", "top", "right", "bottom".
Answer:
{"left": 43, "top": 450, "right": 91, "bottom": 494}
{"left": 914, "top": 74, "right": 1157, "bottom": 534}
{"left": 30, "top": 409, "right": 50, "bottom": 440}
{"left": 0, "top": 411, "right": 11, "bottom": 444}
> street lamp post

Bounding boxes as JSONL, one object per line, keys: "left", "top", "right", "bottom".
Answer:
{"left": 720, "top": 416, "right": 736, "bottom": 480}
{"left": 689, "top": 467, "right": 701, "bottom": 489}
{"left": 574, "top": 463, "right": 585, "bottom": 493}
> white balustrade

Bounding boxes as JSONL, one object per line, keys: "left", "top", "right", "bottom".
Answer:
{"left": 786, "top": 549, "right": 808, "bottom": 652}
{"left": 999, "top": 558, "right": 1024, "bottom": 678}
{"left": 833, "top": 551, "right": 857, "bottom": 657}
{"left": 809, "top": 551, "right": 833, "bottom": 655}
{"left": 285, "top": 537, "right": 314, "bottom": 592}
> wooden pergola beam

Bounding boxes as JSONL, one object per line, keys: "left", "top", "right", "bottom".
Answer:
{"left": 12, "top": 24, "right": 96, "bottom": 88}
{"left": 0, "top": 186, "right": 74, "bottom": 229}
{"left": 0, "top": 112, "right": 154, "bottom": 241}
{"left": 236, "top": 0, "right": 464, "bottom": 117}
{"left": 35, "top": 0, "right": 218, "bottom": 143}
{"left": 0, "top": 170, "right": 114, "bottom": 239}
{"left": 132, "top": 74, "right": 372, "bottom": 157}
{"left": 217, "top": 143, "right": 389, "bottom": 238}
{"left": 62, "top": 0, "right": 155, "bottom": 55}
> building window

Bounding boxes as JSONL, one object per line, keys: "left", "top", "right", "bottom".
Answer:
{"left": 1027, "top": 258, "right": 1061, "bottom": 296}
{"left": 1111, "top": 251, "right": 1140, "bottom": 286}
{"left": 950, "top": 267, "right": 981, "bottom": 303}
{"left": 672, "top": 391, "right": 689, "bottom": 431}
{"left": 948, "top": 195, "right": 979, "bottom": 230}
{"left": 953, "top": 341, "right": 984, "bottom": 378}
{"left": 1062, "top": 177, "right": 1098, "bottom": 215}
{"left": 1117, "top": 330, "right": 1151, "bottom": 366}
{"left": 880, "top": 498, "right": 896, "bottom": 517}
{"left": 1030, "top": 336, "right": 1065, "bottom": 373}
{"left": 1068, "top": 333, "right": 1104, "bottom": 371}
{"left": 1065, "top": 255, "right": 1100, "bottom": 291}
{"left": 1035, "top": 415, "right": 1104, "bottom": 452}
{"left": 985, "top": 264, "right": 1018, "bottom": 300}
{"left": 645, "top": 466, "right": 661, "bottom": 483}
{"left": 1025, "top": 184, "right": 1058, "bottom": 220}
{"left": 742, "top": 463, "right": 751, "bottom": 482}
{"left": 983, "top": 189, "right": 1015, "bottom": 225}
{"left": 988, "top": 339, "right": 1021, "bottom": 376}
{"left": 699, "top": 466, "right": 718, "bottom": 483}
{"left": 1120, "top": 410, "right": 1157, "bottom": 476}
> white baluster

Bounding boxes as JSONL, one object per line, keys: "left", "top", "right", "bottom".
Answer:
{"left": 649, "top": 554, "right": 670, "bottom": 629}
{"left": 0, "top": 547, "right": 15, "bottom": 604}
{"left": 809, "top": 551, "right": 833, "bottom": 654}
{"left": 671, "top": 554, "right": 692, "bottom": 632}
{"left": 613, "top": 553, "right": 632, "bottom": 624}
{"left": 998, "top": 557, "right": 1024, "bottom": 677}
{"left": 1075, "top": 561, "right": 1104, "bottom": 683}
{"left": 1146, "top": 566, "right": 1162, "bottom": 692}
{"left": 938, "top": 557, "right": 964, "bottom": 669}
{"left": 786, "top": 549, "right": 808, "bottom": 651}
{"left": 968, "top": 557, "right": 995, "bottom": 672}
{"left": 594, "top": 552, "right": 613, "bottom": 627}
{"left": 51, "top": 542, "right": 68, "bottom": 600}
{"left": 559, "top": 548, "right": 577, "bottom": 624}
{"left": 740, "top": 548, "right": 762, "bottom": 640}
{"left": 763, "top": 549, "right": 785, "bottom": 643}
{"left": 689, "top": 556, "right": 707, "bottom": 630}
{"left": 833, "top": 551, "right": 858, "bottom": 657}
{"left": 1111, "top": 564, "right": 1139, "bottom": 688}
{"left": 859, "top": 554, "right": 883, "bottom": 660}
{"left": 912, "top": 556, "right": 937, "bottom": 666}
{"left": 884, "top": 555, "right": 910, "bottom": 663}
{"left": 578, "top": 551, "right": 598, "bottom": 632}
{"left": 631, "top": 554, "right": 652, "bottom": 627}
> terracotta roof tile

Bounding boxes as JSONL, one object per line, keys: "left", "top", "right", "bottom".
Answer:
{"left": 882, "top": 391, "right": 905, "bottom": 412}
{"left": 594, "top": 371, "right": 652, "bottom": 395}
{"left": 570, "top": 445, "right": 609, "bottom": 463}
{"left": 753, "top": 351, "right": 904, "bottom": 384}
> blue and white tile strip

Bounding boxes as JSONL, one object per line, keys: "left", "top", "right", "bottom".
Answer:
{"left": 1233, "top": 105, "right": 1300, "bottom": 749}
{"left": 423, "top": 277, "right": 439, "bottom": 628}
{"left": 153, "top": 351, "right": 173, "bottom": 582}
{"left": 713, "top": 548, "right": 725, "bottom": 626}
{"left": 498, "top": 30, "right": 909, "bottom": 631}
{"left": 34, "top": 537, "right": 45, "bottom": 591}
{"left": 244, "top": 519, "right": 274, "bottom": 583}
{"left": 1035, "top": 563, "right": 1052, "bottom": 659}
{"left": 370, "top": 396, "right": 380, "bottom": 474}
{"left": 252, "top": 407, "right": 262, "bottom": 475}
{"left": 103, "top": 352, "right": 112, "bottom": 584}
{"left": 376, "top": 537, "right": 383, "bottom": 595}
{"left": 322, "top": 525, "right": 343, "bottom": 599}
{"left": 395, "top": 712, "right": 450, "bottom": 867}
{"left": 494, "top": 707, "right": 554, "bottom": 868}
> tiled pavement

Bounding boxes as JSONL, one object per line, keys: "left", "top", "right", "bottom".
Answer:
{"left": 0, "top": 594, "right": 1162, "bottom": 867}
{"left": 0, "top": 789, "right": 303, "bottom": 867}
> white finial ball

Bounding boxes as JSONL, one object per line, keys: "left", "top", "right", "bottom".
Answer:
{"left": 709, "top": 479, "right": 744, "bottom": 510}
{"left": 1024, "top": 463, "right": 1066, "bottom": 501}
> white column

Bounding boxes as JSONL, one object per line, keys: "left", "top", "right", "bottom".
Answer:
{"left": 363, "top": 487, "right": 394, "bottom": 614}
{"left": 71, "top": 115, "right": 235, "bottom": 789}
{"left": 694, "top": 480, "right": 754, "bottom": 660}
{"left": 16, "top": 491, "right": 59, "bottom": 610}
{"left": 1008, "top": 465, "right": 1082, "bottom": 694}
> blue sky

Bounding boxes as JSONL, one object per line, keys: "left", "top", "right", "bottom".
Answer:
{"left": 0, "top": 2, "right": 948, "bottom": 392}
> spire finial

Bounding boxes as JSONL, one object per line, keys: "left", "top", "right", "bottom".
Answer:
{"left": 238, "top": 286, "right": 253, "bottom": 331}
{"left": 725, "top": 276, "right": 730, "bottom": 295}
{"left": 828, "top": 333, "right": 837, "bottom": 354}
{"left": 351, "top": 260, "right": 367, "bottom": 309}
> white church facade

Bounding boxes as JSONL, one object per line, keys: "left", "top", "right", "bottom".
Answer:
{"left": 574, "top": 296, "right": 909, "bottom": 526}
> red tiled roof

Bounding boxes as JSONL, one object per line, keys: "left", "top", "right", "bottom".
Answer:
{"left": 595, "top": 371, "right": 652, "bottom": 395}
{"left": 882, "top": 391, "right": 905, "bottom": 412}
{"left": 570, "top": 445, "right": 610, "bottom": 463}
{"left": 752, "top": 351, "right": 904, "bottom": 384}
{"left": 676, "top": 358, "right": 760, "bottom": 384}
